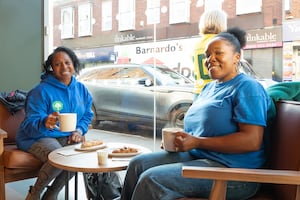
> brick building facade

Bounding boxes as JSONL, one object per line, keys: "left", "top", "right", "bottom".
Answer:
{"left": 52, "top": 0, "right": 300, "bottom": 81}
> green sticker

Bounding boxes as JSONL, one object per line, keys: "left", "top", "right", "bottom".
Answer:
{"left": 52, "top": 101, "right": 63, "bottom": 111}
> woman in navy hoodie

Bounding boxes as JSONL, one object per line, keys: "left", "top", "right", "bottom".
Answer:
{"left": 16, "top": 46, "right": 93, "bottom": 200}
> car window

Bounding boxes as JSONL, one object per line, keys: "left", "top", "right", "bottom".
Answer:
{"left": 100, "top": 68, "right": 121, "bottom": 79}
{"left": 78, "top": 66, "right": 153, "bottom": 86}
{"left": 145, "top": 65, "right": 193, "bottom": 86}
{"left": 118, "top": 67, "right": 151, "bottom": 85}
{"left": 77, "top": 68, "right": 118, "bottom": 81}
{"left": 118, "top": 67, "right": 149, "bottom": 79}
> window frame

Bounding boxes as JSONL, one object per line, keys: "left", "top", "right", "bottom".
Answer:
{"left": 147, "top": 0, "right": 160, "bottom": 25}
{"left": 204, "top": 0, "right": 223, "bottom": 11}
{"left": 118, "top": 0, "right": 135, "bottom": 31}
{"left": 236, "top": 0, "right": 262, "bottom": 15}
{"left": 284, "top": 0, "right": 290, "bottom": 11}
{"left": 102, "top": 0, "right": 113, "bottom": 31}
{"left": 169, "top": 0, "right": 190, "bottom": 24}
{"left": 78, "top": 2, "right": 93, "bottom": 37}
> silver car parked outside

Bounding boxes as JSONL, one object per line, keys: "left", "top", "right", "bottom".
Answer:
{"left": 77, "top": 64, "right": 194, "bottom": 129}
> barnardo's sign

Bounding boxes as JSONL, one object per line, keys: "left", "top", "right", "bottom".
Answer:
{"left": 114, "top": 37, "right": 200, "bottom": 80}
{"left": 244, "top": 27, "right": 282, "bottom": 49}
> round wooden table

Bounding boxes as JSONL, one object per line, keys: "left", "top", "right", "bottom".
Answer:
{"left": 48, "top": 142, "right": 151, "bottom": 200}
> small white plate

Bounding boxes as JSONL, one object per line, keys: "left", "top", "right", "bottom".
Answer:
{"left": 75, "top": 143, "right": 107, "bottom": 151}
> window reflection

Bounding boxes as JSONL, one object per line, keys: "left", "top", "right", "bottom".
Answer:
{"left": 47, "top": 0, "right": 294, "bottom": 150}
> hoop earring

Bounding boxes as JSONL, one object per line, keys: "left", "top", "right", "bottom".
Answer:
{"left": 236, "top": 62, "right": 241, "bottom": 72}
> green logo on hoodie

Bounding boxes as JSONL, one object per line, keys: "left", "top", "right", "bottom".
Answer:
{"left": 52, "top": 101, "right": 63, "bottom": 111}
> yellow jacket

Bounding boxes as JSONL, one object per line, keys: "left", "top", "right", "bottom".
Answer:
{"left": 193, "top": 34, "right": 216, "bottom": 94}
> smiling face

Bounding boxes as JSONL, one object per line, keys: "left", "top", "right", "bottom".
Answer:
{"left": 204, "top": 37, "right": 240, "bottom": 83}
{"left": 51, "top": 51, "right": 75, "bottom": 85}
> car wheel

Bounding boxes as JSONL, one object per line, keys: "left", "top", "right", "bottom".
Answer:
{"left": 91, "top": 105, "right": 99, "bottom": 128}
{"left": 169, "top": 105, "right": 189, "bottom": 129}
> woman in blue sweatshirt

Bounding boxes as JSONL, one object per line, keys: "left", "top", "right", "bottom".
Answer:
{"left": 16, "top": 46, "right": 93, "bottom": 200}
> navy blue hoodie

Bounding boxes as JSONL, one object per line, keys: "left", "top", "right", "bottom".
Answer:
{"left": 16, "top": 74, "right": 93, "bottom": 151}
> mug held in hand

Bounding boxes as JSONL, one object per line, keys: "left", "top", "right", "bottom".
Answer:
{"left": 162, "top": 127, "right": 183, "bottom": 152}
{"left": 57, "top": 113, "right": 77, "bottom": 132}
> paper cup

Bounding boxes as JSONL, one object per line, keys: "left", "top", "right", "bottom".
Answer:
{"left": 97, "top": 150, "right": 108, "bottom": 165}
{"left": 58, "top": 113, "right": 77, "bottom": 132}
{"left": 162, "top": 127, "right": 183, "bottom": 152}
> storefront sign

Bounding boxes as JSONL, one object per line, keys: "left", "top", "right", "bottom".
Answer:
{"left": 114, "top": 37, "right": 200, "bottom": 80}
{"left": 283, "top": 20, "right": 300, "bottom": 42}
{"left": 74, "top": 46, "right": 115, "bottom": 63}
{"left": 114, "top": 31, "right": 152, "bottom": 44}
{"left": 244, "top": 27, "right": 282, "bottom": 49}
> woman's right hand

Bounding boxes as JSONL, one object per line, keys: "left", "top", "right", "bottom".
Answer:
{"left": 174, "top": 131, "right": 198, "bottom": 152}
{"left": 45, "top": 112, "right": 59, "bottom": 129}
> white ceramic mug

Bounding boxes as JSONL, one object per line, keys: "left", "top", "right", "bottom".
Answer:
{"left": 162, "top": 127, "right": 183, "bottom": 152}
{"left": 97, "top": 150, "right": 108, "bottom": 165}
{"left": 58, "top": 113, "right": 77, "bottom": 132}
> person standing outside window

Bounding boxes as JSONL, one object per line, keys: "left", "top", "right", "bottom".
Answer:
{"left": 193, "top": 10, "right": 227, "bottom": 99}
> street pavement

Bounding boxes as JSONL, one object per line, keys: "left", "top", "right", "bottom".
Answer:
{"left": 6, "top": 128, "right": 163, "bottom": 200}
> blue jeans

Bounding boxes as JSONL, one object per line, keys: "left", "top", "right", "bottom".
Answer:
{"left": 27, "top": 137, "right": 75, "bottom": 198}
{"left": 120, "top": 151, "right": 260, "bottom": 200}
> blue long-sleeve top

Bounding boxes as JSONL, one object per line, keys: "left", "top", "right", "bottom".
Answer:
{"left": 16, "top": 74, "right": 93, "bottom": 151}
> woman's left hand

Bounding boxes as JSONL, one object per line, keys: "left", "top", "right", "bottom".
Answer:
{"left": 68, "top": 131, "right": 85, "bottom": 144}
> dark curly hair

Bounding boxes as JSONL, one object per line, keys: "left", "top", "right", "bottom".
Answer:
{"left": 43, "top": 46, "right": 82, "bottom": 75}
